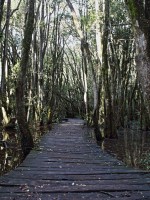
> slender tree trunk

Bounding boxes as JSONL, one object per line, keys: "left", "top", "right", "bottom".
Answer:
{"left": 16, "top": 0, "right": 35, "bottom": 157}
{"left": 82, "top": 57, "right": 89, "bottom": 120}
{"left": 0, "top": 0, "right": 5, "bottom": 123}
{"left": 103, "top": 0, "right": 117, "bottom": 138}
{"left": 0, "top": 0, "right": 11, "bottom": 125}
{"left": 1, "top": 0, "right": 10, "bottom": 94}
{"left": 66, "top": 0, "right": 103, "bottom": 140}
{"left": 0, "top": 0, "right": 5, "bottom": 37}
{"left": 125, "top": 0, "right": 150, "bottom": 116}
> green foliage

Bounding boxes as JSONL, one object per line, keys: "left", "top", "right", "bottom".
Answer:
{"left": 110, "top": 0, "right": 133, "bottom": 40}
{"left": 11, "top": 61, "right": 21, "bottom": 81}
{"left": 126, "top": 0, "right": 137, "bottom": 22}
{"left": 81, "top": 11, "right": 96, "bottom": 31}
{"left": 111, "top": 0, "right": 128, "bottom": 23}
{"left": 140, "top": 152, "right": 150, "bottom": 170}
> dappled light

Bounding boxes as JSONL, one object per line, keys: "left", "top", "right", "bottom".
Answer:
{"left": 0, "top": 119, "right": 149, "bottom": 199}
{"left": 0, "top": 0, "right": 150, "bottom": 199}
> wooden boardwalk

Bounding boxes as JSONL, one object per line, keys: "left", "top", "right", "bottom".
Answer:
{"left": 0, "top": 118, "right": 149, "bottom": 200}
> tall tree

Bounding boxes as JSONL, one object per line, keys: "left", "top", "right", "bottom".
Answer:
{"left": 1, "top": 0, "right": 11, "bottom": 96}
{"left": 66, "top": 0, "right": 103, "bottom": 140}
{"left": 0, "top": 0, "right": 5, "bottom": 37}
{"left": 0, "top": 0, "right": 5, "bottom": 123}
{"left": 16, "top": 0, "right": 35, "bottom": 157}
{"left": 102, "top": 0, "right": 118, "bottom": 138}
{"left": 125, "top": 0, "right": 150, "bottom": 116}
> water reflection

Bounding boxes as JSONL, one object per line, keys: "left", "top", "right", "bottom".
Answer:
{"left": 99, "top": 129, "right": 150, "bottom": 170}
{"left": 1, "top": 126, "right": 149, "bottom": 175}
{"left": 0, "top": 129, "right": 23, "bottom": 176}
{"left": 0, "top": 124, "right": 47, "bottom": 176}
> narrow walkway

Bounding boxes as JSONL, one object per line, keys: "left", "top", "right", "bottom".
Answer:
{"left": 0, "top": 119, "right": 149, "bottom": 200}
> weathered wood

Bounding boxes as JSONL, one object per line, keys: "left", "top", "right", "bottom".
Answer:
{"left": 0, "top": 178, "right": 150, "bottom": 186}
{"left": 0, "top": 118, "right": 149, "bottom": 199}
{"left": 0, "top": 191, "right": 149, "bottom": 200}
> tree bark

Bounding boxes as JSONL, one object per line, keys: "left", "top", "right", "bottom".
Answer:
{"left": 102, "top": 0, "right": 118, "bottom": 138}
{"left": 125, "top": 0, "right": 150, "bottom": 116}
{"left": 1, "top": 0, "right": 11, "bottom": 95}
{"left": 0, "top": 0, "right": 5, "bottom": 123}
{"left": 0, "top": 0, "right": 5, "bottom": 36}
{"left": 16, "top": 0, "right": 35, "bottom": 157}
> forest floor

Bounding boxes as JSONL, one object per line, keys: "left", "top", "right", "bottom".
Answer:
{"left": 0, "top": 118, "right": 149, "bottom": 199}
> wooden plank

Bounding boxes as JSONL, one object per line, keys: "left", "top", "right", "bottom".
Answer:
{"left": 0, "top": 118, "right": 149, "bottom": 199}
{"left": 2, "top": 172, "right": 148, "bottom": 181}
{"left": 0, "top": 178, "right": 150, "bottom": 187}
{"left": 0, "top": 183, "right": 149, "bottom": 193}
{"left": 12, "top": 168, "right": 148, "bottom": 175}
{"left": 0, "top": 190, "right": 149, "bottom": 199}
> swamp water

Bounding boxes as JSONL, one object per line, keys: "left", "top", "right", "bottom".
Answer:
{"left": 0, "top": 126, "right": 46, "bottom": 176}
{"left": 99, "top": 129, "right": 150, "bottom": 170}
{"left": 0, "top": 129, "right": 23, "bottom": 176}
{"left": 86, "top": 126, "right": 150, "bottom": 170}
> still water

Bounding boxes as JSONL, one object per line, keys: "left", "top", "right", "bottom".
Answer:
{"left": 0, "top": 129, "right": 23, "bottom": 176}
{"left": 0, "top": 125, "right": 46, "bottom": 176}
{"left": 86, "top": 127, "right": 150, "bottom": 170}
{"left": 99, "top": 129, "right": 150, "bottom": 170}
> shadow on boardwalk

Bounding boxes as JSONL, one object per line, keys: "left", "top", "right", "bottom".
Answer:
{"left": 0, "top": 118, "right": 149, "bottom": 200}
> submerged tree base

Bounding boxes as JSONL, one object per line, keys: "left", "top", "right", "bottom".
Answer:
{"left": 94, "top": 127, "right": 104, "bottom": 141}
{"left": 99, "top": 129, "right": 150, "bottom": 170}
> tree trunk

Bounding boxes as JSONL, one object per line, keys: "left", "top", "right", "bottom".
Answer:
{"left": 0, "top": 0, "right": 5, "bottom": 38}
{"left": 125, "top": 0, "right": 150, "bottom": 116}
{"left": 16, "top": 0, "right": 35, "bottom": 157}
{"left": 102, "top": 0, "right": 118, "bottom": 138}
{"left": 0, "top": 0, "right": 5, "bottom": 123}
{"left": 66, "top": 0, "right": 103, "bottom": 140}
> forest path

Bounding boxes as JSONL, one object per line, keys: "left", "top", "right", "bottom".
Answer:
{"left": 0, "top": 118, "right": 149, "bottom": 200}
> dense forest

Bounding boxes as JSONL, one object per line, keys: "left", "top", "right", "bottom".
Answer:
{"left": 0, "top": 0, "right": 150, "bottom": 159}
